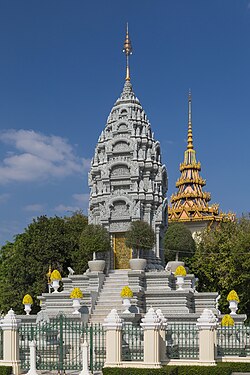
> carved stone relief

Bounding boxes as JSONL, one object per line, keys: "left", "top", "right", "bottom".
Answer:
{"left": 111, "top": 165, "right": 130, "bottom": 177}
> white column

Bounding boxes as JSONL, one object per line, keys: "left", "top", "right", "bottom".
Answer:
{"left": 156, "top": 309, "right": 168, "bottom": 363}
{"left": 0, "top": 309, "right": 21, "bottom": 375}
{"left": 155, "top": 227, "right": 160, "bottom": 258}
{"left": 79, "top": 341, "right": 91, "bottom": 375}
{"left": 196, "top": 308, "right": 218, "bottom": 365}
{"left": 27, "top": 341, "right": 38, "bottom": 375}
{"left": 103, "top": 309, "right": 123, "bottom": 367}
{"left": 140, "top": 307, "right": 161, "bottom": 367}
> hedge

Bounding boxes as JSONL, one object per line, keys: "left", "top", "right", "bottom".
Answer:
{"left": 103, "top": 369, "right": 177, "bottom": 375}
{"left": 0, "top": 367, "right": 12, "bottom": 375}
{"left": 103, "top": 362, "right": 250, "bottom": 375}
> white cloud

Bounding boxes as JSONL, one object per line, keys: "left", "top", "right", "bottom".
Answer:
{"left": 0, "top": 129, "right": 90, "bottom": 184}
{"left": 0, "top": 193, "right": 10, "bottom": 204}
{"left": 72, "top": 193, "right": 89, "bottom": 204}
{"left": 54, "top": 193, "right": 89, "bottom": 215}
{"left": 54, "top": 204, "right": 82, "bottom": 213}
{"left": 24, "top": 204, "right": 45, "bottom": 212}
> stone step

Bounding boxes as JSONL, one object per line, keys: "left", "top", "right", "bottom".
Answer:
{"left": 103, "top": 280, "right": 128, "bottom": 285}
{"left": 98, "top": 290, "right": 122, "bottom": 295}
{"left": 101, "top": 284, "right": 127, "bottom": 288}
{"left": 94, "top": 305, "right": 123, "bottom": 312}
{"left": 97, "top": 298, "right": 122, "bottom": 303}
{"left": 101, "top": 288, "right": 126, "bottom": 292}
{"left": 90, "top": 270, "right": 130, "bottom": 323}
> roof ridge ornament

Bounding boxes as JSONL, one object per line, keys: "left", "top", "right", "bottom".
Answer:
{"left": 123, "top": 23, "right": 132, "bottom": 82}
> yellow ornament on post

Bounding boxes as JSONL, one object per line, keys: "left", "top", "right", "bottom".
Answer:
{"left": 22, "top": 294, "right": 33, "bottom": 315}
{"left": 221, "top": 314, "right": 235, "bottom": 327}
{"left": 120, "top": 286, "right": 133, "bottom": 313}
{"left": 50, "top": 270, "right": 62, "bottom": 293}
{"left": 174, "top": 265, "right": 187, "bottom": 291}
{"left": 227, "top": 290, "right": 240, "bottom": 315}
{"left": 70, "top": 288, "right": 83, "bottom": 315}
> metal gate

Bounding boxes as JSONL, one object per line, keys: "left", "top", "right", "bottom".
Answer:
{"left": 19, "top": 314, "right": 105, "bottom": 372}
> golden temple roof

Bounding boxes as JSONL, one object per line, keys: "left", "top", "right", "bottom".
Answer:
{"left": 168, "top": 92, "right": 233, "bottom": 224}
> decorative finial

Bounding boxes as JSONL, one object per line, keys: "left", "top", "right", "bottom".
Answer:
{"left": 123, "top": 23, "right": 132, "bottom": 81}
{"left": 46, "top": 265, "right": 52, "bottom": 293}
{"left": 187, "top": 89, "right": 193, "bottom": 150}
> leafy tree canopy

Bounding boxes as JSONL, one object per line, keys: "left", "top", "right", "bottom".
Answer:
{"left": 164, "top": 223, "right": 196, "bottom": 262}
{"left": 0, "top": 212, "right": 88, "bottom": 314}
{"left": 73, "top": 224, "right": 111, "bottom": 273}
{"left": 125, "top": 220, "right": 155, "bottom": 258}
{"left": 188, "top": 216, "right": 250, "bottom": 316}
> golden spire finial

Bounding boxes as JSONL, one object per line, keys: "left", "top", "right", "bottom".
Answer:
{"left": 123, "top": 23, "right": 132, "bottom": 81}
{"left": 46, "top": 265, "right": 52, "bottom": 284}
{"left": 187, "top": 89, "right": 193, "bottom": 150}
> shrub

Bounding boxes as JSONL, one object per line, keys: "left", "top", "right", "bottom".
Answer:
{"left": 0, "top": 367, "right": 12, "bottom": 375}
{"left": 50, "top": 269, "right": 62, "bottom": 281}
{"left": 174, "top": 266, "right": 187, "bottom": 277}
{"left": 227, "top": 290, "right": 240, "bottom": 302}
{"left": 125, "top": 220, "right": 155, "bottom": 259}
{"left": 22, "top": 294, "right": 33, "bottom": 304}
{"left": 120, "top": 286, "right": 133, "bottom": 298}
{"left": 221, "top": 314, "right": 234, "bottom": 326}
{"left": 103, "top": 368, "right": 177, "bottom": 375}
{"left": 70, "top": 287, "right": 83, "bottom": 299}
{"left": 103, "top": 363, "right": 250, "bottom": 375}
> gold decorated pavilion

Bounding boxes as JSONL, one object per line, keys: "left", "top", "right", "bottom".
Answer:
{"left": 168, "top": 92, "right": 234, "bottom": 233}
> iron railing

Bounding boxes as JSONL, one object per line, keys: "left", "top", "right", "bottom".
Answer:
{"left": 122, "top": 323, "right": 144, "bottom": 361}
{"left": 19, "top": 315, "right": 105, "bottom": 372}
{"left": 166, "top": 323, "right": 199, "bottom": 359}
{"left": 217, "top": 325, "right": 250, "bottom": 357}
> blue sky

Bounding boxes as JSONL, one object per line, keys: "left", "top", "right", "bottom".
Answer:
{"left": 0, "top": 0, "right": 250, "bottom": 244}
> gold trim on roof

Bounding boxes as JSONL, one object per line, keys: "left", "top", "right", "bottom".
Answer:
{"left": 169, "top": 91, "right": 234, "bottom": 226}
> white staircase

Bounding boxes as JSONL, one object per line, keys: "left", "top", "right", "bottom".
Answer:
{"left": 89, "top": 270, "right": 129, "bottom": 323}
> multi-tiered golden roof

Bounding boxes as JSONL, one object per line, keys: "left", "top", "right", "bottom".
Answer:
{"left": 168, "top": 92, "right": 233, "bottom": 225}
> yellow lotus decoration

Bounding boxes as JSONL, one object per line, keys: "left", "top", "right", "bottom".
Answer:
{"left": 22, "top": 294, "right": 33, "bottom": 305}
{"left": 50, "top": 269, "right": 62, "bottom": 281}
{"left": 120, "top": 286, "right": 133, "bottom": 298}
{"left": 227, "top": 290, "right": 240, "bottom": 303}
{"left": 221, "top": 314, "right": 234, "bottom": 327}
{"left": 70, "top": 288, "right": 83, "bottom": 299}
{"left": 174, "top": 265, "right": 187, "bottom": 277}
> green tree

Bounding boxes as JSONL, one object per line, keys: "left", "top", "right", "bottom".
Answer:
{"left": 0, "top": 212, "right": 88, "bottom": 314}
{"left": 125, "top": 220, "right": 155, "bottom": 258}
{"left": 73, "top": 224, "right": 111, "bottom": 273}
{"left": 189, "top": 216, "right": 250, "bottom": 315}
{"left": 164, "top": 223, "right": 196, "bottom": 262}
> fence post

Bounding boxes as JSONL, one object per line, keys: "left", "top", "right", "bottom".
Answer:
{"left": 156, "top": 309, "right": 168, "bottom": 363}
{"left": 26, "top": 340, "right": 38, "bottom": 375}
{"left": 79, "top": 341, "right": 91, "bottom": 375}
{"left": 196, "top": 308, "right": 218, "bottom": 365}
{"left": 141, "top": 307, "right": 161, "bottom": 368}
{"left": 103, "top": 309, "right": 123, "bottom": 367}
{"left": 0, "top": 309, "right": 21, "bottom": 375}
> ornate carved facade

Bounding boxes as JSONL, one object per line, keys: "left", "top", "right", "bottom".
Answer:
{"left": 88, "top": 48, "right": 168, "bottom": 267}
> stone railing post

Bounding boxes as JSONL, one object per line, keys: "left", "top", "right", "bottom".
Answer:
{"left": 103, "top": 309, "right": 123, "bottom": 367}
{"left": 27, "top": 340, "right": 38, "bottom": 375}
{"left": 80, "top": 341, "right": 91, "bottom": 375}
{"left": 0, "top": 309, "right": 21, "bottom": 375}
{"left": 196, "top": 308, "right": 218, "bottom": 365}
{"left": 156, "top": 309, "right": 168, "bottom": 363}
{"left": 140, "top": 307, "right": 161, "bottom": 367}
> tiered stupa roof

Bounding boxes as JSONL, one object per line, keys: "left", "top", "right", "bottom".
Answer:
{"left": 168, "top": 92, "right": 233, "bottom": 224}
